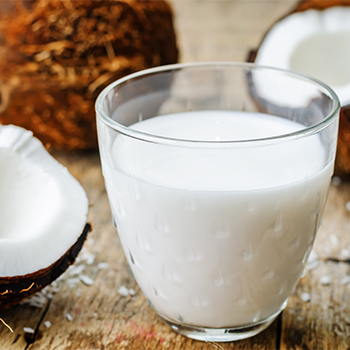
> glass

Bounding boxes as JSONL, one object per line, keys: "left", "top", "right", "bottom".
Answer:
{"left": 96, "top": 62, "right": 339, "bottom": 342}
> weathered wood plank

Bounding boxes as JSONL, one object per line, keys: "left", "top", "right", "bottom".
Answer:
{"left": 281, "top": 181, "right": 350, "bottom": 350}
{"left": 171, "top": 0, "right": 296, "bottom": 63}
{"left": 0, "top": 304, "right": 46, "bottom": 349}
{"left": 282, "top": 262, "right": 350, "bottom": 350}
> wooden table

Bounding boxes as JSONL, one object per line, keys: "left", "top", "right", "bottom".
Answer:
{"left": 1, "top": 1, "right": 350, "bottom": 349}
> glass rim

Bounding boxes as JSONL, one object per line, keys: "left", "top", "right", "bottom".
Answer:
{"left": 95, "top": 61, "right": 340, "bottom": 147}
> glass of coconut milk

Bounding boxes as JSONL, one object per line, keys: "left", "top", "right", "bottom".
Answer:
{"left": 96, "top": 62, "right": 339, "bottom": 342}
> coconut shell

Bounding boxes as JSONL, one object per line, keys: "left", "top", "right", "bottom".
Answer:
{"left": 291, "top": 0, "right": 350, "bottom": 13}
{"left": 248, "top": 0, "right": 350, "bottom": 178}
{"left": 336, "top": 105, "right": 350, "bottom": 177}
{"left": 0, "top": 223, "right": 90, "bottom": 310}
{"left": 0, "top": 0, "right": 178, "bottom": 151}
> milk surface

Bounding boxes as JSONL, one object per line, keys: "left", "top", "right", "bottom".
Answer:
{"left": 102, "top": 111, "right": 332, "bottom": 327}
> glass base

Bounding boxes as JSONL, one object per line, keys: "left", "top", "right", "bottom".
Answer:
{"left": 159, "top": 308, "right": 282, "bottom": 342}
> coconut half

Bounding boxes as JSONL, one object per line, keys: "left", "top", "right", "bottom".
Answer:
{"left": 249, "top": 0, "right": 350, "bottom": 177}
{"left": 0, "top": 124, "right": 89, "bottom": 309}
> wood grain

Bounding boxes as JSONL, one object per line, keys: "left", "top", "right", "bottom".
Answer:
{"left": 281, "top": 181, "right": 350, "bottom": 350}
{"left": 2, "top": 1, "right": 350, "bottom": 349}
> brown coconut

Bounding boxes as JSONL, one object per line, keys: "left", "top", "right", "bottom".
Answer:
{"left": 0, "top": 0, "right": 178, "bottom": 151}
{"left": 248, "top": 0, "right": 350, "bottom": 178}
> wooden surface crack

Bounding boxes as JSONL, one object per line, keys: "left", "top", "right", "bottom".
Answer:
{"left": 325, "top": 257, "right": 350, "bottom": 265}
{"left": 276, "top": 313, "right": 282, "bottom": 350}
{"left": 24, "top": 298, "right": 52, "bottom": 350}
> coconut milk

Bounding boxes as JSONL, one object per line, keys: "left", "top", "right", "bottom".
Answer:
{"left": 102, "top": 111, "right": 332, "bottom": 327}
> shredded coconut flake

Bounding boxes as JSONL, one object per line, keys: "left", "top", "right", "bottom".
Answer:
{"left": 21, "top": 290, "right": 48, "bottom": 308}
{"left": 331, "top": 176, "right": 342, "bottom": 186}
{"left": 118, "top": 285, "right": 129, "bottom": 297}
{"left": 320, "top": 275, "right": 331, "bottom": 285}
{"left": 346, "top": 201, "right": 350, "bottom": 212}
{"left": 80, "top": 275, "right": 94, "bottom": 286}
{"left": 307, "top": 250, "right": 319, "bottom": 270}
{"left": 65, "top": 313, "right": 73, "bottom": 321}
{"left": 51, "top": 281, "right": 59, "bottom": 293}
{"left": 301, "top": 292, "right": 310, "bottom": 302}
{"left": 340, "top": 275, "right": 350, "bottom": 285}
{"left": 307, "top": 250, "right": 318, "bottom": 263}
{"left": 129, "top": 288, "right": 135, "bottom": 296}
{"left": 66, "top": 277, "right": 80, "bottom": 288}
{"left": 341, "top": 249, "right": 350, "bottom": 258}
{"left": 93, "top": 313, "right": 98, "bottom": 318}
{"left": 68, "top": 264, "right": 85, "bottom": 276}
{"left": 330, "top": 234, "right": 339, "bottom": 246}
{"left": 23, "top": 327, "right": 35, "bottom": 334}
{"left": 98, "top": 262, "right": 109, "bottom": 269}
{"left": 86, "top": 254, "right": 96, "bottom": 265}
{"left": 87, "top": 237, "right": 95, "bottom": 246}
{"left": 44, "top": 321, "right": 52, "bottom": 328}
{"left": 307, "top": 260, "right": 319, "bottom": 271}
{"left": 78, "top": 247, "right": 96, "bottom": 265}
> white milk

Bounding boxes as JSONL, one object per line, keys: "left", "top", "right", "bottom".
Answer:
{"left": 102, "top": 111, "right": 332, "bottom": 328}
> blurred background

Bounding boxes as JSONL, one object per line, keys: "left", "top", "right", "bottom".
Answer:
{"left": 170, "top": 0, "right": 296, "bottom": 63}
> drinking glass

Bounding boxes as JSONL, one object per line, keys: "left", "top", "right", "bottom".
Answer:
{"left": 96, "top": 62, "right": 339, "bottom": 342}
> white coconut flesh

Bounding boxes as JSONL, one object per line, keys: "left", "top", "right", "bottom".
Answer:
{"left": 255, "top": 6, "right": 350, "bottom": 107}
{"left": 0, "top": 124, "right": 88, "bottom": 277}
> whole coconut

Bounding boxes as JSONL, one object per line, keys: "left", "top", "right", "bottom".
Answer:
{"left": 0, "top": 0, "right": 178, "bottom": 150}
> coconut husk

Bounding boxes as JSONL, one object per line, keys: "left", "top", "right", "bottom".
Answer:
{"left": 0, "top": 0, "right": 178, "bottom": 151}
{"left": 248, "top": 0, "right": 350, "bottom": 178}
